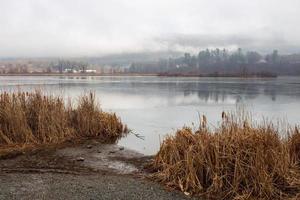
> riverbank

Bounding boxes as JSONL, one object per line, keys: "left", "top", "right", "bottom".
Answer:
{"left": 0, "top": 73, "right": 158, "bottom": 77}
{"left": 0, "top": 173, "right": 196, "bottom": 200}
{"left": 0, "top": 72, "right": 279, "bottom": 78}
{"left": 0, "top": 140, "right": 194, "bottom": 200}
{"left": 0, "top": 91, "right": 128, "bottom": 157}
{"left": 149, "top": 114, "right": 300, "bottom": 199}
{"left": 158, "top": 72, "right": 278, "bottom": 78}
{"left": 1, "top": 90, "right": 300, "bottom": 199}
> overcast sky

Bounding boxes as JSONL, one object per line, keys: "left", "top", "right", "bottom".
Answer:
{"left": 0, "top": 0, "right": 300, "bottom": 57}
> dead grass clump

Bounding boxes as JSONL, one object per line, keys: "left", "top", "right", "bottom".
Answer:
{"left": 151, "top": 114, "right": 300, "bottom": 199}
{"left": 0, "top": 91, "right": 127, "bottom": 154}
{"left": 25, "top": 92, "right": 72, "bottom": 144}
{"left": 69, "top": 92, "right": 128, "bottom": 143}
{"left": 288, "top": 127, "right": 300, "bottom": 165}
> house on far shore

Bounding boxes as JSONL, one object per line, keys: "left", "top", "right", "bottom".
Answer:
{"left": 64, "top": 68, "right": 78, "bottom": 73}
{"left": 84, "top": 69, "right": 97, "bottom": 73}
{"left": 258, "top": 58, "right": 267, "bottom": 64}
{"left": 63, "top": 69, "right": 97, "bottom": 73}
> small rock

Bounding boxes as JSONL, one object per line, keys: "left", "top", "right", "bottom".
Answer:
{"left": 76, "top": 157, "right": 85, "bottom": 161}
{"left": 184, "top": 192, "right": 190, "bottom": 196}
{"left": 92, "top": 141, "right": 100, "bottom": 145}
{"left": 86, "top": 145, "right": 92, "bottom": 149}
{"left": 109, "top": 150, "right": 116, "bottom": 154}
{"left": 119, "top": 147, "right": 125, "bottom": 151}
{"left": 97, "top": 150, "right": 102, "bottom": 153}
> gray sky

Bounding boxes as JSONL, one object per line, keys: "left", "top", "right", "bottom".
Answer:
{"left": 0, "top": 0, "right": 300, "bottom": 57}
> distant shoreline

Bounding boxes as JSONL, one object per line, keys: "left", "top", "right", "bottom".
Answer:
{"left": 158, "top": 72, "right": 278, "bottom": 78}
{"left": 0, "top": 73, "right": 157, "bottom": 77}
{"left": 0, "top": 73, "right": 279, "bottom": 78}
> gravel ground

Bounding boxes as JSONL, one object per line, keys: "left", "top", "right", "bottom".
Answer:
{"left": 0, "top": 141, "right": 197, "bottom": 200}
{"left": 0, "top": 172, "right": 195, "bottom": 200}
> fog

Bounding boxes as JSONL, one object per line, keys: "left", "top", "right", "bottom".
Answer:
{"left": 0, "top": 0, "right": 300, "bottom": 57}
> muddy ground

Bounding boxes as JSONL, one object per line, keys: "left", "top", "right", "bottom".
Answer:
{"left": 0, "top": 140, "right": 195, "bottom": 200}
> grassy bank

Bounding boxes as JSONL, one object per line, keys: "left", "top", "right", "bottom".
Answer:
{"left": 0, "top": 91, "right": 128, "bottom": 156}
{"left": 150, "top": 113, "right": 300, "bottom": 199}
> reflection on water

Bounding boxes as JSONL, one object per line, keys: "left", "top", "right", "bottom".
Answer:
{"left": 1, "top": 76, "right": 300, "bottom": 154}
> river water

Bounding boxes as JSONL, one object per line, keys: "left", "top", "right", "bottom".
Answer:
{"left": 1, "top": 76, "right": 300, "bottom": 155}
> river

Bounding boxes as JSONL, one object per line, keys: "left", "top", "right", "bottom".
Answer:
{"left": 1, "top": 76, "right": 300, "bottom": 154}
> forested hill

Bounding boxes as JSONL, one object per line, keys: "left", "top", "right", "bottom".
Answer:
{"left": 127, "top": 49, "right": 300, "bottom": 76}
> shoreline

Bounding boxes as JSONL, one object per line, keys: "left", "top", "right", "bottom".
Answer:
{"left": 0, "top": 140, "right": 194, "bottom": 200}
{"left": 0, "top": 139, "right": 151, "bottom": 175}
{"left": 0, "top": 73, "right": 281, "bottom": 78}
{"left": 0, "top": 73, "right": 158, "bottom": 77}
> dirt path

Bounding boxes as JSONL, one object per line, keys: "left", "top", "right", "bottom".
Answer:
{"left": 0, "top": 141, "right": 195, "bottom": 200}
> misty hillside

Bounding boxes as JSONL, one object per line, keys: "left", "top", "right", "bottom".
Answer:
{"left": 87, "top": 51, "right": 182, "bottom": 66}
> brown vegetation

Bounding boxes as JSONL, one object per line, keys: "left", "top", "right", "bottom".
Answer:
{"left": 150, "top": 113, "right": 300, "bottom": 199}
{"left": 288, "top": 127, "right": 300, "bottom": 166}
{"left": 0, "top": 91, "right": 128, "bottom": 156}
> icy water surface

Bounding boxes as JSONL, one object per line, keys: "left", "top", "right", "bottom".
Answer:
{"left": 1, "top": 76, "right": 300, "bottom": 154}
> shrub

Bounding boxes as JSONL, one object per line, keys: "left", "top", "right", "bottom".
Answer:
{"left": 0, "top": 91, "right": 128, "bottom": 154}
{"left": 151, "top": 114, "right": 300, "bottom": 199}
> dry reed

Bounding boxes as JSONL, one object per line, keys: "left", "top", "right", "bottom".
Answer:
{"left": 150, "top": 113, "right": 300, "bottom": 199}
{"left": 288, "top": 127, "right": 300, "bottom": 166}
{"left": 0, "top": 91, "right": 128, "bottom": 155}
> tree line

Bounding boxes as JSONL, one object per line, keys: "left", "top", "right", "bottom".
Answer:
{"left": 128, "top": 48, "right": 300, "bottom": 76}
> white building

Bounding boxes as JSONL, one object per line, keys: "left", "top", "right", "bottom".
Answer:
{"left": 85, "top": 69, "right": 97, "bottom": 73}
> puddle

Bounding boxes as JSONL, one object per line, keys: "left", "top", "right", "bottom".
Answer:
{"left": 56, "top": 142, "right": 147, "bottom": 174}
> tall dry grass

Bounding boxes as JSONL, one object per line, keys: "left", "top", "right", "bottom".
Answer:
{"left": 288, "top": 127, "right": 300, "bottom": 166}
{"left": 69, "top": 92, "right": 127, "bottom": 143}
{"left": 0, "top": 91, "right": 128, "bottom": 154}
{"left": 150, "top": 113, "right": 300, "bottom": 199}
